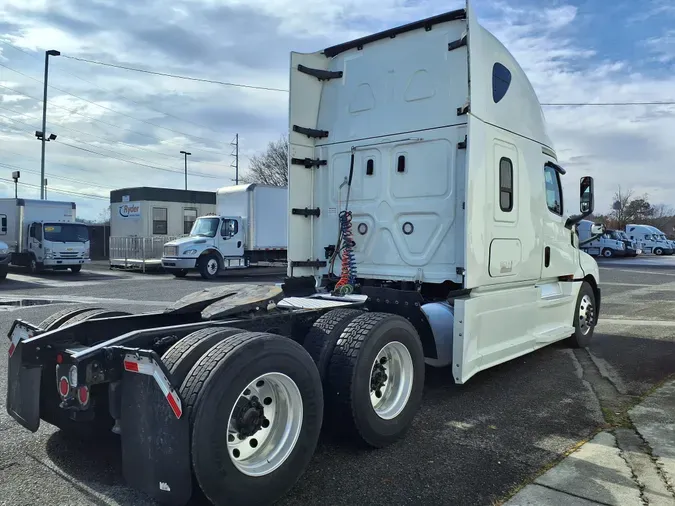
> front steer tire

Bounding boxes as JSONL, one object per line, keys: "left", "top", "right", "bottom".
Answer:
{"left": 198, "top": 253, "right": 220, "bottom": 280}
{"left": 567, "top": 281, "right": 597, "bottom": 349}
{"left": 327, "top": 312, "right": 425, "bottom": 448}
{"left": 180, "top": 332, "right": 323, "bottom": 506}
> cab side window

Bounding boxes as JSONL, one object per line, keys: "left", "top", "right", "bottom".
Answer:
{"left": 544, "top": 165, "right": 563, "bottom": 216}
{"left": 221, "top": 219, "right": 238, "bottom": 239}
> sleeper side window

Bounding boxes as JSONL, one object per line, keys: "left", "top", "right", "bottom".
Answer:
{"left": 499, "top": 157, "right": 513, "bottom": 212}
{"left": 544, "top": 165, "right": 563, "bottom": 216}
{"left": 0, "top": 214, "right": 6, "bottom": 235}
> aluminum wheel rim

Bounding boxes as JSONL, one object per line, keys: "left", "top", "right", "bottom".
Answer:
{"left": 579, "top": 294, "right": 595, "bottom": 335}
{"left": 369, "top": 341, "right": 414, "bottom": 420}
{"left": 226, "top": 372, "right": 303, "bottom": 477}
{"left": 207, "top": 258, "right": 218, "bottom": 275}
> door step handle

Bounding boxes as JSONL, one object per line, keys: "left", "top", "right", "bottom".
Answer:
{"left": 544, "top": 246, "right": 551, "bottom": 268}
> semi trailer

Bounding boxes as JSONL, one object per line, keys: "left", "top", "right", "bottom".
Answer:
{"left": 5, "top": 3, "right": 603, "bottom": 506}
{"left": 161, "top": 184, "right": 287, "bottom": 279}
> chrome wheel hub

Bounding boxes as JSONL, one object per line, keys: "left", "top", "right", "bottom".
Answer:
{"left": 227, "top": 372, "right": 303, "bottom": 476}
{"left": 369, "top": 341, "right": 414, "bottom": 420}
{"left": 578, "top": 294, "right": 595, "bottom": 335}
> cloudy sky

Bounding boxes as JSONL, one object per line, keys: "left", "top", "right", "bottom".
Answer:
{"left": 0, "top": 0, "right": 674, "bottom": 220}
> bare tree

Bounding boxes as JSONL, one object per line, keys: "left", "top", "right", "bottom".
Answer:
{"left": 239, "top": 136, "right": 288, "bottom": 187}
{"left": 609, "top": 186, "right": 634, "bottom": 230}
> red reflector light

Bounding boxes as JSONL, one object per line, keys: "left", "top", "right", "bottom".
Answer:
{"left": 58, "top": 377, "right": 70, "bottom": 397}
{"left": 123, "top": 360, "right": 139, "bottom": 372}
{"left": 78, "top": 386, "right": 89, "bottom": 405}
{"left": 56, "top": 353, "right": 63, "bottom": 364}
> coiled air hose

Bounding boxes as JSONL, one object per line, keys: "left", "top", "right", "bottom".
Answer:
{"left": 332, "top": 150, "right": 357, "bottom": 295}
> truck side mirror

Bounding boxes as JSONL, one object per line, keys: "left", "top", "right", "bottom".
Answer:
{"left": 580, "top": 176, "right": 594, "bottom": 214}
{"left": 591, "top": 223, "right": 604, "bottom": 235}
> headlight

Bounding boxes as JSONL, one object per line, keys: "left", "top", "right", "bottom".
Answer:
{"left": 183, "top": 249, "right": 197, "bottom": 256}
{"left": 0, "top": 247, "right": 8, "bottom": 255}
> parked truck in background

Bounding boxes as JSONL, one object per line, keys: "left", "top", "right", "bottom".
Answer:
{"left": 577, "top": 220, "right": 626, "bottom": 258}
{"left": 161, "top": 183, "right": 287, "bottom": 279}
{"left": 607, "top": 229, "right": 641, "bottom": 256}
{"left": 626, "top": 224, "right": 674, "bottom": 255}
{"left": 5, "top": 4, "right": 604, "bottom": 506}
{"left": 0, "top": 198, "right": 90, "bottom": 273}
{"left": 0, "top": 239, "right": 9, "bottom": 280}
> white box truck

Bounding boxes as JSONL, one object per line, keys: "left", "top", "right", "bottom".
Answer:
{"left": 0, "top": 198, "right": 91, "bottom": 273}
{"left": 5, "top": 4, "right": 606, "bottom": 506}
{"left": 625, "top": 224, "right": 674, "bottom": 255}
{"left": 161, "top": 183, "right": 287, "bottom": 278}
{"left": 577, "top": 220, "right": 627, "bottom": 258}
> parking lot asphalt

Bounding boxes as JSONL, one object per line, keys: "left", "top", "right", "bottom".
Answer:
{"left": 0, "top": 260, "right": 674, "bottom": 506}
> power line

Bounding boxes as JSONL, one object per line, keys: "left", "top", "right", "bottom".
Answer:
{"left": 0, "top": 176, "right": 108, "bottom": 201}
{"left": 0, "top": 102, "right": 228, "bottom": 170}
{"left": 0, "top": 61, "right": 219, "bottom": 144}
{"left": 0, "top": 110, "right": 223, "bottom": 180}
{"left": 0, "top": 40, "right": 219, "bottom": 133}
{"left": 0, "top": 160, "right": 110, "bottom": 190}
{"left": 60, "top": 55, "right": 289, "bottom": 92}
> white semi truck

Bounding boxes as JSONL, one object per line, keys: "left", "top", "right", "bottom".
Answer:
{"left": 577, "top": 220, "right": 627, "bottom": 258}
{"left": 5, "top": 4, "right": 603, "bottom": 506}
{"left": 0, "top": 240, "right": 9, "bottom": 280}
{"left": 0, "top": 198, "right": 90, "bottom": 273}
{"left": 161, "top": 184, "right": 287, "bottom": 279}
{"left": 625, "top": 224, "right": 674, "bottom": 255}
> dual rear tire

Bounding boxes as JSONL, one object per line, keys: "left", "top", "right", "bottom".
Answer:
{"left": 304, "top": 309, "right": 426, "bottom": 448}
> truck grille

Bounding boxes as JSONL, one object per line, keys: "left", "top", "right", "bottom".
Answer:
{"left": 164, "top": 246, "right": 178, "bottom": 257}
{"left": 57, "top": 252, "right": 81, "bottom": 259}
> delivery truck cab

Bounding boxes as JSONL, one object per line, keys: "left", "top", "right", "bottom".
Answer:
{"left": 162, "top": 184, "right": 287, "bottom": 279}
{"left": 0, "top": 198, "right": 91, "bottom": 273}
{"left": 626, "top": 224, "right": 673, "bottom": 255}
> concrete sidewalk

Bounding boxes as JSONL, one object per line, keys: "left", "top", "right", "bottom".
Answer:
{"left": 505, "top": 380, "right": 675, "bottom": 505}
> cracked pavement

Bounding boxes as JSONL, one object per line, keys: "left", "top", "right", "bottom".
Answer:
{"left": 0, "top": 261, "right": 674, "bottom": 505}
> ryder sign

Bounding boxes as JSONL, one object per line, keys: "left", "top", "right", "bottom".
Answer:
{"left": 118, "top": 202, "right": 141, "bottom": 219}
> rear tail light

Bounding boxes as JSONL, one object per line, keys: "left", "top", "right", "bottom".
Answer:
{"left": 58, "top": 376, "right": 70, "bottom": 397}
{"left": 77, "top": 386, "right": 90, "bottom": 406}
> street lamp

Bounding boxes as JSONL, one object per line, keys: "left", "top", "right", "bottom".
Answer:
{"left": 40, "top": 49, "right": 60, "bottom": 200}
{"left": 180, "top": 150, "right": 191, "bottom": 190}
{"left": 11, "top": 171, "right": 19, "bottom": 199}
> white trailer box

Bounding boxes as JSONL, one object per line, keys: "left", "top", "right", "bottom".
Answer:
{"left": 216, "top": 184, "right": 288, "bottom": 250}
{"left": 0, "top": 198, "right": 90, "bottom": 273}
{"left": 161, "top": 184, "right": 288, "bottom": 278}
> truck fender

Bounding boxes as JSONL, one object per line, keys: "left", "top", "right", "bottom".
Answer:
{"left": 198, "top": 248, "right": 224, "bottom": 268}
{"left": 420, "top": 302, "right": 454, "bottom": 367}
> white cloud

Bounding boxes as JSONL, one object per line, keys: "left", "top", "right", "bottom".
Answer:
{"left": 0, "top": 0, "right": 672, "bottom": 220}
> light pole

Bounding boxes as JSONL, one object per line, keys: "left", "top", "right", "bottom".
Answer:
{"left": 44, "top": 179, "right": 48, "bottom": 198}
{"left": 40, "top": 49, "right": 60, "bottom": 200}
{"left": 180, "top": 150, "right": 191, "bottom": 190}
{"left": 11, "top": 171, "right": 19, "bottom": 198}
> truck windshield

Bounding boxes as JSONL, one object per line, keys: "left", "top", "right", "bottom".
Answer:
{"left": 190, "top": 217, "right": 220, "bottom": 237}
{"left": 43, "top": 224, "right": 89, "bottom": 243}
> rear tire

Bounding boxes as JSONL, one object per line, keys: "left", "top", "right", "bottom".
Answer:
{"left": 199, "top": 254, "right": 220, "bottom": 280}
{"left": 161, "top": 327, "right": 247, "bottom": 385}
{"left": 567, "top": 281, "right": 596, "bottom": 348}
{"left": 303, "top": 308, "right": 364, "bottom": 384}
{"left": 327, "top": 312, "right": 425, "bottom": 448}
{"left": 182, "top": 332, "right": 323, "bottom": 506}
{"left": 38, "top": 307, "right": 103, "bottom": 331}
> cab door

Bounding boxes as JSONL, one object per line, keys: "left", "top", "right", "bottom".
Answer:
{"left": 217, "top": 217, "right": 244, "bottom": 258}
{"left": 28, "top": 223, "right": 44, "bottom": 261}
{"left": 540, "top": 162, "right": 576, "bottom": 280}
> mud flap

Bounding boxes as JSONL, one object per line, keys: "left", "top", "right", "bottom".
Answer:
{"left": 6, "top": 342, "right": 41, "bottom": 432}
{"left": 120, "top": 367, "right": 192, "bottom": 505}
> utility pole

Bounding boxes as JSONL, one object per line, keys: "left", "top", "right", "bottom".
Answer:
{"left": 230, "top": 133, "right": 239, "bottom": 184}
{"left": 40, "top": 49, "right": 60, "bottom": 200}
{"left": 44, "top": 179, "right": 48, "bottom": 198}
{"left": 180, "top": 150, "right": 191, "bottom": 190}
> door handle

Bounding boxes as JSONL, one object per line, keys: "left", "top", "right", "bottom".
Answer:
{"left": 544, "top": 246, "right": 551, "bottom": 268}
{"left": 237, "top": 241, "right": 242, "bottom": 248}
